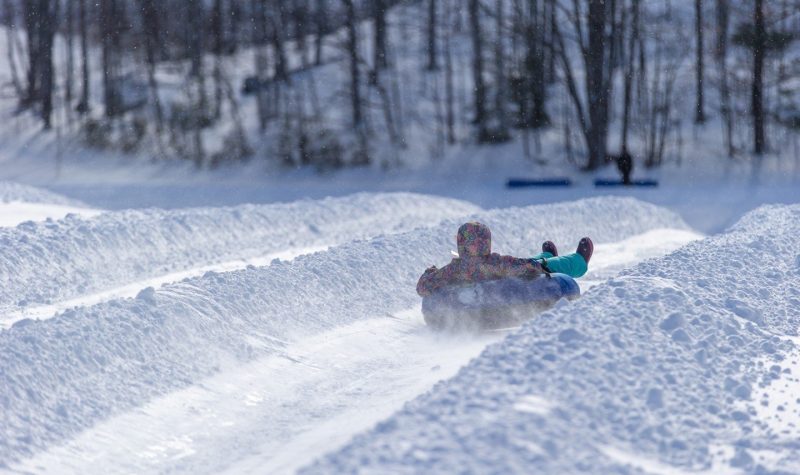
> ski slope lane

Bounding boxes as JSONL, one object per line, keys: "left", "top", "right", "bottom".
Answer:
{"left": 0, "top": 197, "right": 689, "bottom": 467}
{"left": 0, "top": 192, "right": 480, "bottom": 322}
{"left": 306, "top": 204, "right": 800, "bottom": 475}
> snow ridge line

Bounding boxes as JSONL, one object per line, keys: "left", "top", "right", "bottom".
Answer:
{"left": 0, "top": 182, "right": 87, "bottom": 206}
{"left": 0, "top": 192, "right": 479, "bottom": 318}
{"left": 0, "top": 197, "right": 686, "bottom": 465}
{"left": 305, "top": 204, "right": 800, "bottom": 474}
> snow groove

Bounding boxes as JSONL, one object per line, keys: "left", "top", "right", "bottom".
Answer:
{"left": 0, "top": 192, "right": 479, "bottom": 319}
{"left": 0, "top": 197, "right": 685, "bottom": 465}
{"left": 306, "top": 205, "right": 800, "bottom": 474}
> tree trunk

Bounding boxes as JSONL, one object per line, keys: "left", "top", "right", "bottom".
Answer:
{"left": 586, "top": 0, "right": 609, "bottom": 169}
{"left": 65, "top": 0, "right": 74, "bottom": 107}
{"left": 526, "top": 0, "right": 548, "bottom": 128}
{"left": 188, "top": 0, "right": 207, "bottom": 118}
{"left": 715, "top": 0, "right": 733, "bottom": 156}
{"left": 444, "top": 0, "right": 454, "bottom": 143}
{"left": 23, "top": 0, "right": 41, "bottom": 108}
{"left": 468, "top": 0, "right": 489, "bottom": 142}
{"left": 752, "top": 0, "right": 765, "bottom": 155}
{"left": 253, "top": 0, "right": 269, "bottom": 130}
{"left": 373, "top": 0, "right": 388, "bottom": 71}
{"left": 101, "top": 0, "right": 122, "bottom": 118}
{"left": 343, "top": 0, "right": 363, "bottom": 129}
{"left": 138, "top": 0, "right": 164, "bottom": 132}
{"left": 77, "top": 0, "right": 89, "bottom": 114}
{"left": 426, "top": 0, "right": 438, "bottom": 70}
{"left": 694, "top": 0, "right": 706, "bottom": 123}
{"left": 212, "top": 0, "right": 225, "bottom": 119}
{"left": 270, "top": 1, "right": 288, "bottom": 82}
{"left": 314, "top": 0, "right": 327, "bottom": 66}
{"left": 38, "top": 0, "right": 57, "bottom": 128}
{"left": 493, "top": 0, "right": 509, "bottom": 140}
{"left": 621, "top": 0, "right": 639, "bottom": 153}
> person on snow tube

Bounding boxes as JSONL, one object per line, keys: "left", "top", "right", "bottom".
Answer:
{"left": 416, "top": 221, "right": 593, "bottom": 297}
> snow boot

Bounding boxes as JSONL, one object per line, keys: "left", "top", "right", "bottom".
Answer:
{"left": 577, "top": 237, "right": 593, "bottom": 264}
{"left": 542, "top": 241, "right": 558, "bottom": 257}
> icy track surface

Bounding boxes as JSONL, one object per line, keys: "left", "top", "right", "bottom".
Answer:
{"left": 0, "top": 197, "right": 693, "bottom": 472}
{"left": 308, "top": 204, "right": 800, "bottom": 475}
{"left": 0, "top": 192, "right": 480, "bottom": 325}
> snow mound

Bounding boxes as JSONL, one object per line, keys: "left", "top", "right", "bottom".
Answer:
{"left": 0, "top": 197, "right": 684, "bottom": 465}
{"left": 0, "top": 182, "right": 86, "bottom": 206}
{"left": 0, "top": 192, "right": 479, "bottom": 318}
{"left": 305, "top": 204, "right": 800, "bottom": 474}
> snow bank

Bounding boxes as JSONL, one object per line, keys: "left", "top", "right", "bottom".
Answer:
{"left": 0, "top": 182, "right": 86, "bottom": 206}
{"left": 0, "top": 182, "right": 100, "bottom": 227}
{"left": 306, "top": 204, "right": 800, "bottom": 474}
{"left": 0, "top": 197, "right": 684, "bottom": 465}
{"left": 0, "top": 193, "right": 479, "bottom": 318}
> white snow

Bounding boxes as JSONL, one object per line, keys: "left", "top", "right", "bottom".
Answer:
{"left": 0, "top": 192, "right": 479, "bottom": 324}
{"left": 0, "top": 182, "right": 100, "bottom": 227}
{"left": 2, "top": 245, "right": 325, "bottom": 327}
{"left": 1, "top": 196, "right": 688, "bottom": 472}
{"left": 305, "top": 204, "right": 800, "bottom": 474}
{"left": 0, "top": 202, "right": 102, "bottom": 228}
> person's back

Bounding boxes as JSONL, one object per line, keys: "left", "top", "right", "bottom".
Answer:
{"left": 416, "top": 222, "right": 542, "bottom": 296}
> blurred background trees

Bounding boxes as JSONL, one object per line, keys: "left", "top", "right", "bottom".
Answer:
{"left": 1, "top": 0, "right": 798, "bottom": 172}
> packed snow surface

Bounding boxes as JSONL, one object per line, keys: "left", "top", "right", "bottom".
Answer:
{"left": 0, "top": 182, "right": 100, "bottom": 227}
{"left": 0, "top": 192, "right": 479, "bottom": 325}
{"left": 0, "top": 196, "right": 689, "bottom": 470}
{"left": 307, "top": 204, "right": 800, "bottom": 474}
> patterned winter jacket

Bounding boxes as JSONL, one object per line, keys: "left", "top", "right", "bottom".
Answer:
{"left": 416, "top": 222, "right": 543, "bottom": 297}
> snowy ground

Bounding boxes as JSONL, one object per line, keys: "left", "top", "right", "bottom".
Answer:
{"left": 0, "top": 190, "right": 706, "bottom": 474}
{"left": 306, "top": 204, "right": 800, "bottom": 475}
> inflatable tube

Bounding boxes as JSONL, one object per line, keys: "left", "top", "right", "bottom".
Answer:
{"left": 421, "top": 274, "right": 580, "bottom": 332}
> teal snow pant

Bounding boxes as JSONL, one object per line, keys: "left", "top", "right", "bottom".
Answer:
{"left": 530, "top": 252, "right": 588, "bottom": 278}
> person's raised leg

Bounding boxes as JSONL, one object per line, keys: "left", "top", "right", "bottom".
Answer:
{"left": 531, "top": 241, "right": 558, "bottom": 261}
{"left": 538, "top": 237, "right": 593, "bottom": 278}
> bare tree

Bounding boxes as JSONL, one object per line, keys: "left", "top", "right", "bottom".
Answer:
{"left": 22, "top": 0, "right": 41, "bottom": 108}
{"left": 65, "top": 0, "right": 75, "bottom": 108}
{"left": 76, "top": 0, "right": 89, "bottom": 114}
{"left": 621, "top": 0, "right": 640, "bottom": 154}
{"left": 314, "top": 0, "right": 328, "bottom": 66}
{"left": 100, "top": 0, "right": 123, "bottom": 118}
{"left": 694, "top": 0, "right": 706, "bottom": 123}
{"left": 373, "top": 0, "right": 389, "bottom": 72}
{"left": 38, "top": 0, "right": 58, "bottom": 128}
{"left": 426, "top": 0, "right": 438, "bottom": 71}
{"left": 752, "top": 0, "right": 765, "bottom": 155}
{"left": 137, "top": 0, "right": 164, "bottom": 133}
{"left": 468, "top": 0, "right": 489, "bottom": 142}
{"left": 554, "top": 0, "right": 614, "bottom": 169}
{"left": 493, "top": 0, "right": 510, "bottom": 141}
{"left": 342, "top": 0, "right": 369, "bottom": 164}
{"left": 714, "top": 0, "right": 732, "bottom": 156}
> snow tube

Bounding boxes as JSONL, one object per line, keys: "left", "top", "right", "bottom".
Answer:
{"left": 422, "top": 274, "right": 580, "bottom": 332}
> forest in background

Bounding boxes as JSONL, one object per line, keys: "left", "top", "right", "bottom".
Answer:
{"left": 2, "top": 0, "right": 800, "bottom": 173}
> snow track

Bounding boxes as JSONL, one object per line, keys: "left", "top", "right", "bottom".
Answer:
{"left": 0, "top": 192, "right": 480, "bottom": 325}
{"left": 307, "top": 204, "right": 800, "bottom": 474}
{"left": 0, "top": 196, "right": 691, "bottom": 471}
